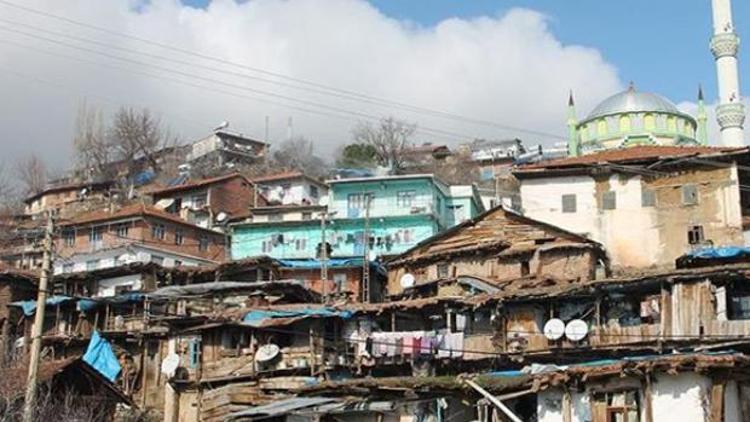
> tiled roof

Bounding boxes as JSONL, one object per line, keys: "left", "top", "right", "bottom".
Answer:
{"left": 516, "top": 145, "right": 748, "bottom": 171}
{"left": 148, "top": 173, "right": 250, "bottom": 195}
{"left": 61, "top": 203, "right": 220, "bottom": 234}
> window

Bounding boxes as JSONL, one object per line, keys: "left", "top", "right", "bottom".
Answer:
{"left": 397, "top": 190, "right": 417, "bottom": 207}
{"left": 302, "top": 212, "right": 312, "bottom": 221}
{"left": 602, "top": 191, "right": 616, "bottom": 210}
{"left": 63, "top": 229, "right": 75, "bottom": 246}
{"left": 437, "top": 262, "right": 450, "bottom": 278}
{"left": 262, "top": 240, "right": 272, "bottom": 253}
{"left": 333, "top": 273, "right": 347, "bottom": 293}
{"left": 688, "top": 225, "right": 705, "bottom": 245}
{"left": 62, "top": 263, "right": 74, "bottom": 273}
{"left": 729, "top": 291, "right": 750, "bottom": 320}
{"left": 151, "top": 224, "right": 165, "bottom": 240}
{"left": 347, "top": 193, "right": 373, "bottom": 210}
{"left": 520, "top": 260, "right": 530, "bottom": 276}
{"left": 174, "top": 260, "right": 183, "bottom": 267}
{"left": 86, "top": 260, "right": 99, "bottom": 271}
{"left": 199, "top": 236, "right": 209, "bottom": 252}
{"left": 192, "top": 194, "right": 207, "bottom": 209}
{"left": 174, "top": 229, "right": 184, "bottom": 245}
{"left": 561, "top": 194, "right": 577, "bottom": 213}
{"left": 115, "top": 224, "right": 129, "bottom": 237}
{"left": 403, "top": 229, "right": 413, "bottom": 243}
{"left": 309, "top": 185, "right": 319, "bottom": 199}
{"left": 682, "top": 184, "right": 698, "bottom": 205}
{"left": 151, "top": 255, "right": 164, "bottom": 266}
{"left": 641, "top": 188, "right": 656, "bottom": 207}
{"left": 89, "top": 227, "right": 103, "bottom": 248}
{"left": 295, "top": 238, "right": 306, "bottom": 251}
{"left": 592, "top": 390, "right": 640, "bottom": 422}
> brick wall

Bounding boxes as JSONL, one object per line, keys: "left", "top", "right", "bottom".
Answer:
{"left": 59, "top": 216, "right": 227, "bottom": 261}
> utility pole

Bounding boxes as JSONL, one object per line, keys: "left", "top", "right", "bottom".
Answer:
{"left": 320, "top": 211, "right": 328, "bottom": 299}
{"left": 361, "top": 195, "right": 372, "bottom": 303}
{"left": 23, "top": 212, "right": 54, "bottom": 422}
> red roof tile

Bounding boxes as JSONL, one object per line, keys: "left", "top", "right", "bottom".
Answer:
{"left": 148, "top": 173, "right": 251, "bottom": 195}
{"left": 517, "top": 145, "right": 748, "bottom": 171}
{"left": 60, "top": 203, "right": 219, "bottom": 234}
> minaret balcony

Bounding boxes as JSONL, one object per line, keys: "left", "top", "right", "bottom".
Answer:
{"left": 716, "top": 103, "right": 747, "bottom": 129}
{"left": 710, "top": 32, "right": 740, "bottom": 58}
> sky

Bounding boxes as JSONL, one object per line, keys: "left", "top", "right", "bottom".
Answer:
{"left": 0, "top": 0, "right": 747, "bottom": 175}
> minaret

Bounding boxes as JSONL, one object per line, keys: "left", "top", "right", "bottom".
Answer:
{"left": 697, "top": 85, "right": 709, "bottom": 145}
{"left": 567, "top": 91, "right": 579, "bottom": 157}
{"left": 710, "top": 0, "right": 746, "bottom": 146}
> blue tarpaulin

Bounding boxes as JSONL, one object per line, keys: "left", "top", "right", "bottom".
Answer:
{"left": 82, "top": 331, "right": 121, "bottom": 383}
{"left": 242, "top": 308, "right": 354, "bottom": 327}
{"left": 686, "top": 247, "right": 750, "bottom": 259}
{"left": 10, "top": 295, "right": 75, "bottom": 316}
{"left": 277, "top": 258, "right": 387, "bottom": 276}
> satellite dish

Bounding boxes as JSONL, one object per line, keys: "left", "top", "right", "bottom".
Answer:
{"left": 543, "top": 318, "right": 565, "bottom": 341}
{"left": 255, "top": 343, "right": 280, "bottom": 363}
{"left": 565, "top": 319, "right": 589, "bottom": 342}
{"left": 161, "top": 353, "right": 180, "bottom": 377}
{"left": 368, "top": 250, "right": 377, "bottom": 262}
{"left": 216, "top": 212, "right": 228, "bottom": 223}
{"left": 400, "top": 273, "right": 415, "bottom": 289}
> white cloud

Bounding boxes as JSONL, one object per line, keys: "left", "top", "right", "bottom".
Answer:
{"left": 0, "top": 0, "right": 622, "bottom": 171}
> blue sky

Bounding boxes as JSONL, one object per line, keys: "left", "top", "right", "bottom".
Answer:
{"left": 182, "top": 0, "right": 749, "bottom": 105}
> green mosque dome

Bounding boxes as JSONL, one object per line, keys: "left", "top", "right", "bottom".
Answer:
{"left": 566, "top": 84, "right": 708, "bottom": 157}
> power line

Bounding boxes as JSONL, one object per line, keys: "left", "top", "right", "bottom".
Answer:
{"left": 0, "top": 0, "right": 567, "bottom": 141}
{"left": 0, "top": 34, "right": 465, "bottom": 143}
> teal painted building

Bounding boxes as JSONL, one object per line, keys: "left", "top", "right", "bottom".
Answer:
{"left": 231, "top": 174, "right": 484, "bottom": 260}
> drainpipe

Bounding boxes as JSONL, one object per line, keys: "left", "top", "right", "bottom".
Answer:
{"left": 462, "top": 379, "right": 523, "bottom": 422}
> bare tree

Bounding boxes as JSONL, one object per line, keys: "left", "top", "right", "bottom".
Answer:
{"left": 352, "top": 117, "right": 416, "bottom": 172}
{"left": 15, "top": 153, "right": 47, "bottom": 196}
{"left": 73, "top": 101, "right": 111, "bottom": 180}
{"left": 109, "top": 107, "right": 177, "bottom": 178}
{"left": 272, "top": 137, "right": 329, "bottom": 177}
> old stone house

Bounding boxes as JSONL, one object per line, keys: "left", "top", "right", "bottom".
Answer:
{"left": 513, "top": 145, "right": 750, "bottom": 272}
{"left": 387, "top": 205, "right": 607, "bottom": 296}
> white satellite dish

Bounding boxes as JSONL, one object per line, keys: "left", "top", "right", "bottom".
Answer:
{"left": 565, "top": 319, "right": 589, "bottom": 342}
{"left": 255, "top": 343, "right": 280, "bottom": 363}
{"left": 161, "top": 353, "right": 180, "bottom": 377}
{"left": 216, "top": 212, "right": 228, "bottom": 223}
{"left": 400, "top": 273, "right": 415, "bottom": 289}
{"left": 543, "top": 318, "right": 565, "bottom": 341}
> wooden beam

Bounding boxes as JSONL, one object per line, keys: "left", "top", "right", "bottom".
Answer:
{"left": 710, "top": 381, "right": 725, "bottom": 422}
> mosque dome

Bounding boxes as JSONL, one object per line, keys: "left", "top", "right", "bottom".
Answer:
{"left": 566, "top": 84, "right": 706, "bottom": 156}
{"left": 584, "top": 86, "right": 684, "bottom": 122}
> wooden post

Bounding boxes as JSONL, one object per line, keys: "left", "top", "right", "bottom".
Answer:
{"left": 562, "top": 388, "right": 572, "bottom": 422}
{"left": 22, "top": 212, "right": 53, "bottom": 422}
{"left": 309, "top": 323, "right": 316, "bottom": 376}
{"left": 140, "top": 340, "right": 148, "bottom": 407}
{"left": 0, "top": 318, "right": 9, "bottom": 366}
{"left": 710, "top": 380, "right": 726, "bottom": 422}
{"left": 643, "top": 374, "right": 654, "bottom": 422}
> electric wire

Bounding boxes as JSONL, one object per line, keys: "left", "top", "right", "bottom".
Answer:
{"left": 0, "top": 0, "right": 567, "bottom": 141}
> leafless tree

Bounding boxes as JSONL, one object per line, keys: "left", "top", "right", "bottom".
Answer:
{"left": 352, "top": 117, "right": 417, "bottom": 172}
{"left": 15, "top": 153, "right": 47, "bottom": 197}
{"left": 73, "top": 101, "right": 111, "bottom": 180}
{"left": 109, "top": 107, "right": 178, "bottom": 178}
{"left": 271, "top": 137, "right": 329, "bottom": 178}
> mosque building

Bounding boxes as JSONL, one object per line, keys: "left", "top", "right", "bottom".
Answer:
{"left": 566, "top": 0, "right": 745, "bottom": 157}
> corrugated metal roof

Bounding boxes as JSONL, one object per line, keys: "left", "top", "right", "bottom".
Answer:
{"left": 227, "top": 397, "right": 340, "bottom": 420}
